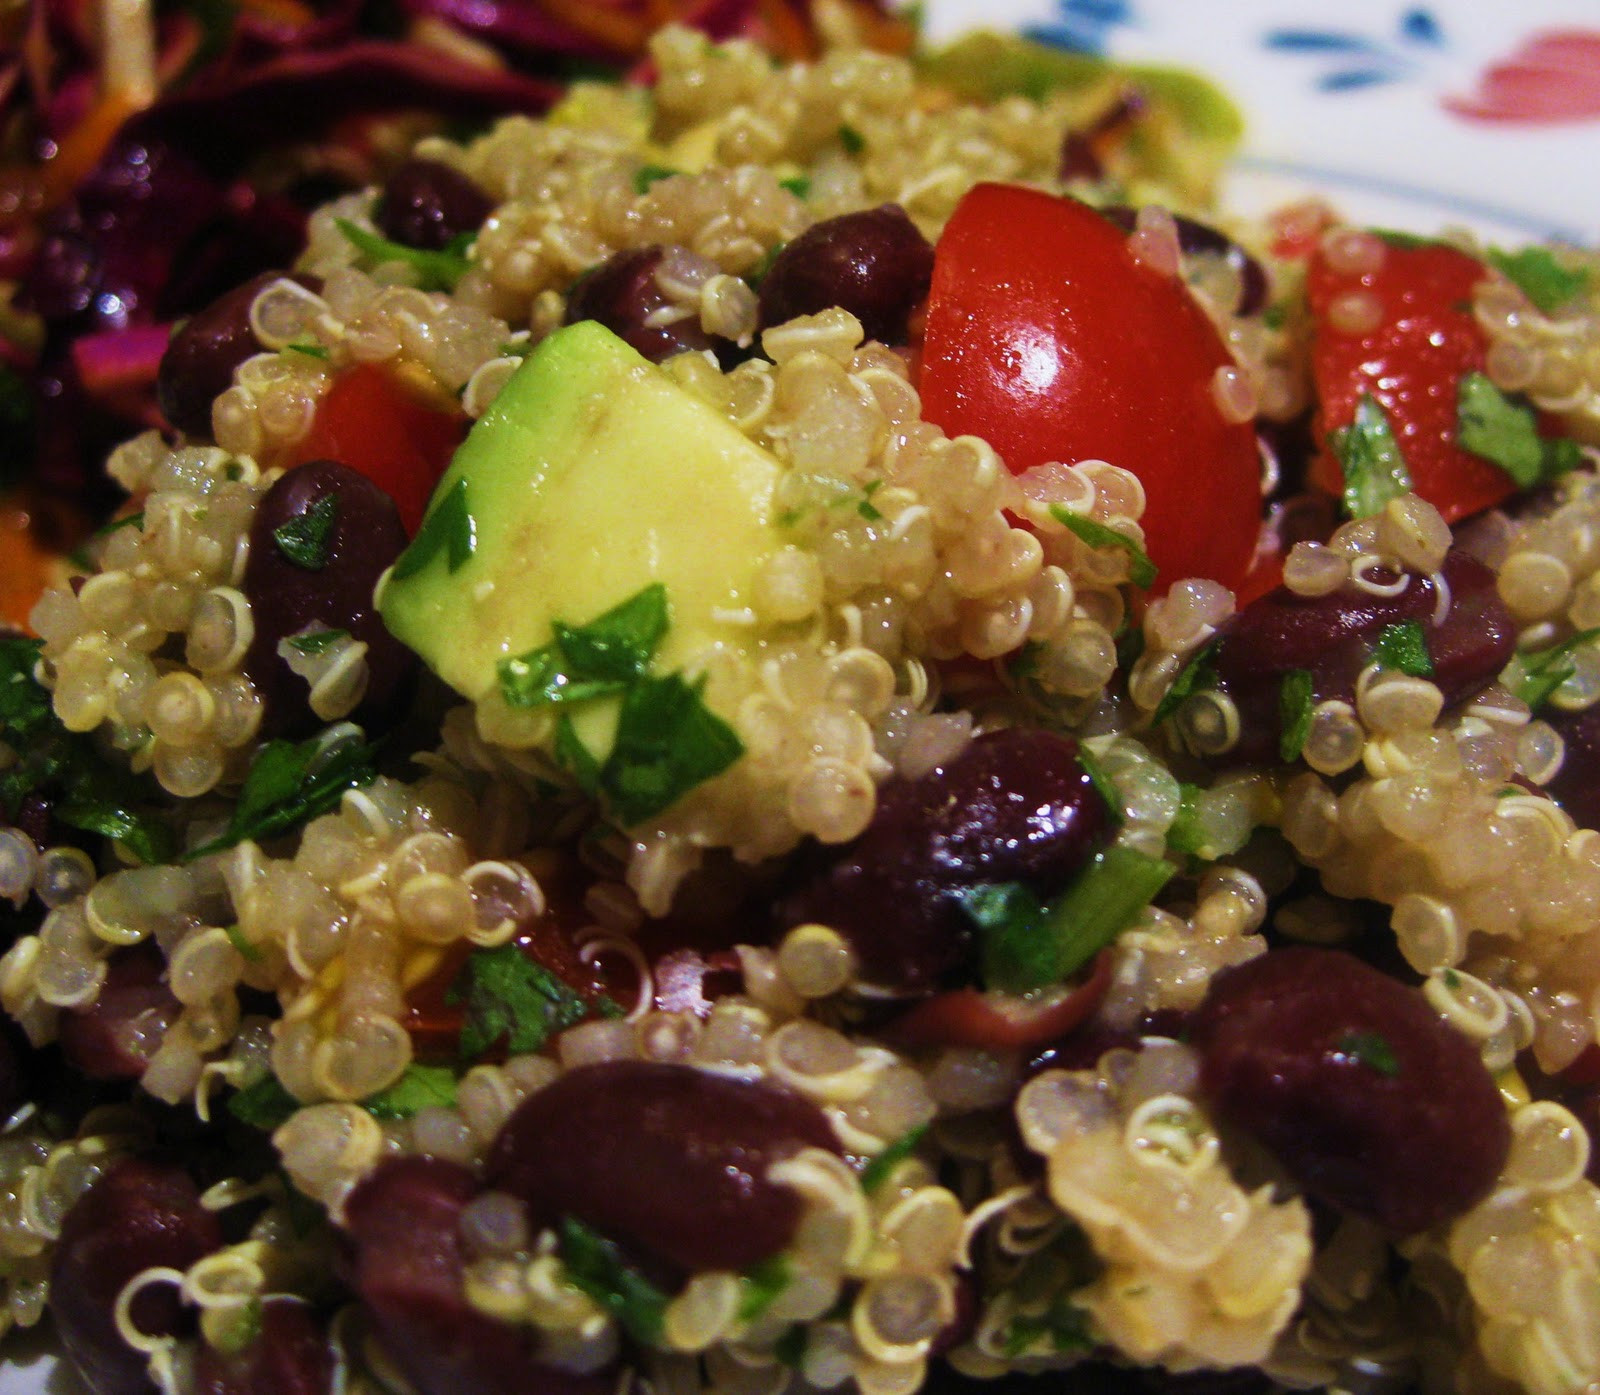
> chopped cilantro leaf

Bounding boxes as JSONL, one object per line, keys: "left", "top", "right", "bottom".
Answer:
{"left": 1511, "top": 627, "right": 1600, "bottom": 711}
{"left": 1457, "top": 372, "right": 1582, "bottom": 489}
{"left": 286, "top": 341, "right": 330, "bottom": 360}
{"left": 554, "top": 713, "right": 602, "bottom": 795}
{"left": 1166, "top": 783, "right": 1207, "bottom": 857}
{"left": 737, "top": 1256, "right": 792, "bottom": 1322}
{"left": 558, "top": 1215, "right": 667, "bottom": 1344}
{"left": 1277, "top": 668, "right": 1315, "bottom": 763}
{"left": 336, "top": 218, "right": 473, "bottom": 292}
{"left": 1076, "top": 747, "right": 1123, "bottom": 823}
{"left": 1487, "top": 246, "right": 1590, "bottom": 316}
{"left": 859, "top": 1123, "right": 929, "bottom": 1194}
{"left": 272, "top": 494, "right": 339, "bottom": 570}
{"left": 1374, "top": 619, "right": 1433, "bottom": 677}
{"left": 223, "top": 924, "right": 263, "bottom": 964}
{"left": 857, "top": 479, "right": 885, "bottom": 522}
{"left": 94, "top": 511, "right": 144, "bottom": 539}
{"left": 837, "top": 124, "right": 865, "bottom": 154}
{"left": 1337, "top": 1030, "right": 1401, "bottom": 1077}
{"left": 227, "top": 1074, "right": 301, "bottom": 1131}
{"left": 285, "top": 628, "right": 351, "bottom": 656}
{"left": 446, "top": 942, "right": 599, "bottom": 1060}
{"left": 1050, "top": 505, "right": 1157, "bottom": 588}
{"left": 1332, "top": 393, "right": 1412, "bottom": 518}
{"left": 500, "top": 585, "right": 669, "bottom": 709}
{"left": 600, "top": 672, "right": 744, "bottom": 826}
{"left": 212, "top": 1297, "right": 263, "bottom": 1356}
{"left": 363, "top": 1064, "right": 459, "bottom": 1120}
{"left": 391, "top": 478, "right": 476, "bottom": 580}
{"left": 184, "top": 732, "right": 379, "bottom": 860}
{"left": 1152, "top": 640, "right": 1219, "bottom": 725}
{"left": 633, "top": 164, "right": 680, "bottom": 194}
{"left": 779, "top": 175, "right": 811, "bottom": 199}
{"left": 1001, "top": 1298, "right": 1092, "bottom": 1358}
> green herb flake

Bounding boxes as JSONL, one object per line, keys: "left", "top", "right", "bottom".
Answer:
{"left": 1374, "top": 619, "right": 1434, "bottom": 677}
{"left": 1487, "top": 246, "right": 1591, "bottom": 315}
{"left": 391, "top": 478, "right": 476, "bottom": 580}
{"left": 500, "top": 585, "right": 669, "bottom": 710}
{"left": 1511, "top": 626, "right": 1600, "bottom": 711}
{"left": 633, "top": 163, "right": 681, "bottom": 194}
{"left": 1277, "top": 668, "right": 1315, "bottom": 763}
{"left": 857, "top": 479, "right": 885, "bottom": 522}
{"left": 1152, "top": 640, "right": 1219, "bottom": 725}
{"left": 93, "top": 510, "right": 144, "bottom": 539}
{"left": 1001, "top": 1298, "right": 1092, "bottom": 1358}
{"left": 964, "top": 845, "right": 1175, "bottom": 994}
{"left": 553, "top": 714, "right": 603, "bottom": 795}
{"left": 1331, "top": 393, "right": 1413, "bottom": 518}
{"left": 859, "top": 1123, "right": 929, "bottom": 1194}
{"left": 336, "top": 217, "right": 473, "bottom": 292}
{"left": 363, "top": 1063, "right": 459, "bottom": 1120}
{"left": 600, "top": 672, "right": 744, "bottom": 826}
{"left": 779, "top": 175, "right": 812, "bottom": 199}
{"left": 272, "top": 493, "right": 340, "bottom": 571}
{"left": 286, "top": 341, "right": 330, "bottom": 361}
{"left": 1337, "top": 1030, "right": 1401, "bottom": 1078}
{"left": 1049, "top": 504, "right": 1157, "bottom": 588}
{"left": 1444, "top": 968, "right": 1462, "bottom": 989}
{"left": 558, "top": 1215, "right": 668, "bottom": 1345}
{"left": 837, "top": 124, "right": 865, "bottom": 154}
{"left": 223, "top": 923, "right": 263, "bottom": 964}
{"left": 184, "top": 732, "right": 379, "bottom": 860}
{"left": 285, "top": 628, "right": 351, "bottom": 656}
{"left": 211, "top": 1296, "right": 263, "bottom": 1356}
{"left": 1261, "top": 302, "right": 1287, "bottom": 331}
{"left": 1457, "top": 371, "right": 1582, "bottom": 489}
{"left": 737, "top": 1256, "right": 792, "bottom": 1323}
{"left": 447, "top": 942, "right": 599, "bottom": 1061}
{"left": 1076, "top": 747, "right": 1123, "bottom": 823}
{"left": 227, "top": 1074, "right": 301, "bottom": 1131}
{"left": 1166, "top": 782, "right": 1207, "bottom": 857}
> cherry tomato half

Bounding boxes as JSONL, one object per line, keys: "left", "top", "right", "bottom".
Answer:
{"left": 920, "top": 184, "right": 1262, "bottom": 593}
{"left": 285, "top": 364, "right": 467, "bottom": 535}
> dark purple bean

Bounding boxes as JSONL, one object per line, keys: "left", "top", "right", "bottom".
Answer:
{"left": 242, "top": 459, "right": 416, "bottom": 739}
{"left": 777, "top": 728, "right": 1113, "bottom": 993}
{"left": 1207, "top": 547, "right": 1515, "bottom": 765}
{"left": 563, "top": 246, "right": 716, "bottom": 364}
{"left": 157, "top": 272, "right": 319, "bottom": 438}
{"left": 1190, "top": 947, "right": 1509, "bottom": 1234}
{"left": 374, "top": 158, "right": 493, "bottom": 252}
{"left": 487, "top": 1060, "right": 841, "bottom": 1277}
{"left": 50, "top": 1158, "right": 223, "bottom": 1395}
{"left": 192, "top": 1299, "right": 334, "bottom": 1395}
{"left": 1541, "top": 701, "right": 1600, "bottom": 829}
{"left": 755, "top": 204, "right": 934, "bottom": 344}
{"left": 56, "top": 941, "right": 180, "bottom": 1082}
{"left": 343, "top": 1157, "right": 609, "bottom": 1395}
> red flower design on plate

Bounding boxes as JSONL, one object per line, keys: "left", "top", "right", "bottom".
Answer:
{"left": 1446, "top": 29, "right": 1600, "bottom": 122}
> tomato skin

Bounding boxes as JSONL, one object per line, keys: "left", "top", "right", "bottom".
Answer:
{"left": 286, "top": 364, "right": 467, "bottom": 535}
{"left": 1307, "top": 238, "right": 1510, "bottom": 523}
{"left": 882, "top": 949, "right": 1113, "bottom": 1050}
{"left": 920, "top": 184, "right": 1261, "bottom": 593}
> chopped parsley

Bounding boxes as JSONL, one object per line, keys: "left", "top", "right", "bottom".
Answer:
{"left": 211, "top": 1297, "right": 263, "bottom": 1357}
{"left": 837, "top": 124, "right": 865, "bottom": 154}
{"left": 1331, "top": 393, "right": 1413, "bottom": 518}
{"left": 1510, "top": 627, "right": 1600, "bottom": 711}
{"left": 1049, "top": 504, "right": 1157, "bottom": 588}
{"left": 961, "top": 845, "right": 1174, "bottom": 993}
{"left": 284, "top": 628, "right": 351, "bottom": 656}
{"left": 779, "top": 175, "right": 811, "bottom": 199}
{"left": 857, "top": 478, "right": 885, "bottom": 522}
{"left": 95, "top": 510, "right": 145, "bottom": 538}
{"left": 1152, "top": 640, "right": 1219, "bottom": 725}
{"left": 1456, "top": 371, "right": 1582, "bottom": 490}
{"left": 227, "top": 1073, "right": 301, "bottom": 1131}
{"left": 499, "top": 585, "right": 668, "bottom": 709}
{"left": 1487, "top": 245, "right": 1590, "bottom": 315}
{"left": 286, "top": 341, "right": 329, "bottom": 360}
{"left": 272, "top": 493, "right": 340, "bottom": 571}
{"left": 599, "top": 672, "right": 745, "bottom": 826}
{"left": 1277, "top": 668, "right": 1315, "bottom": 763}
{"left": 184, "top": 731, "right": 379, "bottom": 860}
{"left": 223, "top": 923, "right": 263, "bottom": 963}
{"left": 0, "top": 638, "right": 174, "bottom": 865}
{"left": 633, "top": 164, "right": 680, "bottom": 194}
{"left": 737, "top": 1256, "right": 792, "bottom": 1323}
{"left": 1336, "top": 1030, "right": 1401, "bottom": 1078}
{"left": 1374, "top": 619, "right": 1433, "bottom": 677}
{"left": 446, "top": 942, "right": 614, "bottom": 1061}
{"left": 1076, "top": 747, "right": 1123, "bottom": 823}
{"left": 1001, "top": 1297, "right": 1093, "bottom": 1358}
{"left": 362, "top": 1064, "right": 459, "bottom": 1120}
{"left": 558, "top": 1215, "right": 668, "bottom": 1344}
{"left": 335, "top": 218, "right": 473, "bottom": 292}
{"left": 859, "top": 1123, "right": 929, "bottom": 1194}
{"left": 390, "top": 478, "right": 476, "bottom": 580}
{"left": 1166, "top": 782, "right": 1207, "bottom": 857}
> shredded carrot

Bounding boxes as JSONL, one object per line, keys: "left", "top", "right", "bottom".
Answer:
{"left": 530, "top": 0, "right": 653, "bottom": 56}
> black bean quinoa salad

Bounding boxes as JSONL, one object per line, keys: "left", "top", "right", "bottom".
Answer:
{"left": 3, "top": 18, "right": 1600, "bottom": 1395}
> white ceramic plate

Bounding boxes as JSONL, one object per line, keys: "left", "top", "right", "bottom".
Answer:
{"left": 9, "top": 0, "right": 1600, "bottom": 1390}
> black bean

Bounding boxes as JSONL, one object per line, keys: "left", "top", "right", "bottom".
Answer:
{"left": 563, "top": 246, "right": 716, "bottom": 364}
{"left": 192, "top": 1299, "right": 334, "bottom": 1395}
{"left": 56, "top": 941, "right": 180, "bottom": 1082}
{"left": 755, "top": 204, "right": 934, "bottom": 344}
{"left": 50, "top": 1158, "right": 222, "bottom": 1395}
{"left": 242, "top": 459, "right": 416, "bottom": 739}
{"left": 487, "top": 1060, "right": 840, "bottom": 1278}
{"left": 158, "top": 273, "right": 318, "bottom": 438}
{"left": 777, "top": 728, "right": 1113, "bottom": 993}
{"left": 1190, "top": 947, "right": 1509, "bottom": 1234}
{"left": 1206, "top": 547, "right": 1515, "bottom": 765}
{"left": 1542, "top": 700, "right": 1600, "bottom": 829}
{"left": 374, "top": 159, "right": 493, "bottom": 252}
{"left": 343, "top": 1157, "right": 611, "bottom": 1395}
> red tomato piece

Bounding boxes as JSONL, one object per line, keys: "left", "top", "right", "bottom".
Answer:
{"left": 882, "top": 949, "right": 1113, "bottom": 1050}
{"left": 1307, "top": 237, "right": 1511, "bottom": 523}
{"left": 920, "top": 184, "right": 1262, "bottom": 593}
{"left": 286, "top": 364, "right": 467, "bottom": 535}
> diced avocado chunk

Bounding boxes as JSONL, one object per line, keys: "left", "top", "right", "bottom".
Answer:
{"left": 378, "top": 321, "right": 785, "bottom": 780}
